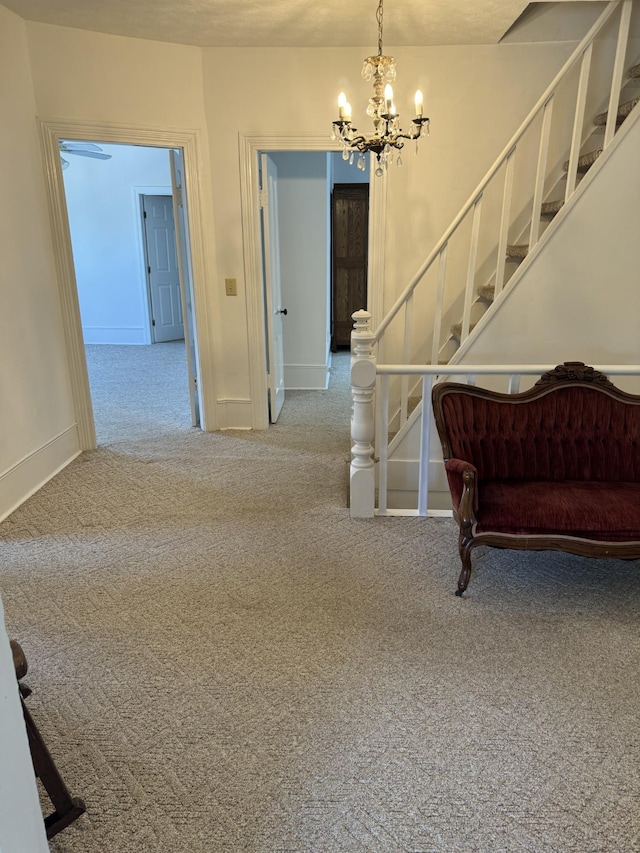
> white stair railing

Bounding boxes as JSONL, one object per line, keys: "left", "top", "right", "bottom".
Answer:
{"left": 373, "top": 0, "right": 635, "bottom": 429}
{"left": 350, "top": 312, "right": 640, "bottom": 517}
{"left": 350, "top": 0, "right": 640, "bottom": 519}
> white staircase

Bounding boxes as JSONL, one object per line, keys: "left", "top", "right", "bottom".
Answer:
{"left": 441, "top": 59, "right": 640, "bottom": 363}
{"left": 350, "top": 0, "right": 640, "bottom": 517}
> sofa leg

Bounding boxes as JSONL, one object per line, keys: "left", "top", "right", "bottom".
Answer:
{"left": 456, "top": 538, "right": 473, "bottom": 596}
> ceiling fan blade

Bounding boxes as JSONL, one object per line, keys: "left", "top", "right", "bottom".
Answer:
{"left": 66, "top": 150, "right": 112, "bottom": 160}
{"left": 59, "top": 142, "right": 104, "bottom": 153}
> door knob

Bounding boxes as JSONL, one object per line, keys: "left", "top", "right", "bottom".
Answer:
{"left": 277, "top": 308, "right": 288, "bottom": 316}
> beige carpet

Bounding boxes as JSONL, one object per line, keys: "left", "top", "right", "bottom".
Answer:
{"left": 1, "top": 343, "right": 639, "bottom": 852}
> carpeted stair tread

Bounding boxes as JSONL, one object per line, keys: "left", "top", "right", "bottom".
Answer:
{"left": 628, "top": 62, "right": 640, "bottom": 79}
{"left": 388, "top": 396, "right": 423, "bottom": 442}
{"left": 408, "top": 395, "right": 421, "bottom": 415}
{"left": 563, "top": 148, "right": 602, "bottom": 174}
{"left": 593, "top": 97, "right": 640, "bottom": 126}
{"left": 451, "top": 321, "right": 478, "bottom": 340}
{"left": 506, "top": 243, "right": 528, "bottom": 260}
{"left": 477, "top": 284, "right": 495, "bottom": 302}
{"left": 541, "top": 198, "right": 564, "bottom": 217}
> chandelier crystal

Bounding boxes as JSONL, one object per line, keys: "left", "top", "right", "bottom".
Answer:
{"left": 332, "top": 0, "right": 429, "bottom": 176}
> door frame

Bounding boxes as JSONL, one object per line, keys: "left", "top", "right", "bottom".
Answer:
{"left": 239, "top": 133, "right": 386, "bottom": 430}
{"left": 37, "top": 119, "right": 217, "bottom": 447}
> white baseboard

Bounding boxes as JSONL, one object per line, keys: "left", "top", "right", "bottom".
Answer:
{"left": 216, "top": 398, "right": 254, "bottom": 430}
{"left": 284, "top": 363, "right": 330, "bottom": 390}
{"left": 83, "top": 327, "right": 148, "bottom": 345}
{"left": 0, "top": 427, "right": 81, "bottom": 523}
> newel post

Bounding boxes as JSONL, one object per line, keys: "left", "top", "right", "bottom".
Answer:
{"left": 350, "top": 310, "right": 377, "bottom": 518}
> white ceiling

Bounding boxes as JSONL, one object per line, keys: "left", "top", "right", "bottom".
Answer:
{"left": 1, "top": 1, "right": 608, "bottom": 49}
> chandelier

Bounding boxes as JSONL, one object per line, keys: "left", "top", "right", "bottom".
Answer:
{"left": 332, "top": 0, "right": 429, "bottom": 176}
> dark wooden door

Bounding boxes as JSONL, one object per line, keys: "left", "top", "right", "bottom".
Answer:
{"left": 331, "top": 183, "right": 369, "bottom": 350}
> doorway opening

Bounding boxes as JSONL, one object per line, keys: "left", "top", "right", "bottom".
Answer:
{"left": 61, "top": 139, "right": 199, "bottom": 441}
{"left": 39, "top": 120, "right": 213, "bottom": 448}
{"left": 257, "top": 149, "right": 371, "bottom": 424}
{"left": 330, "top": 182, "right": 370, "bottom": 352}
{"left": 239, "top": 133, "right": 386, "bottom": 431}
{"left": 59, "top": 140, "right": 200, "bottom": 441}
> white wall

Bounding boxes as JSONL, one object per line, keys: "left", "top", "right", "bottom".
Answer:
{"left": 62, "top": 144, "right": 173, "bottom": 345}
{"left": 201, "top": 41, "right": 577, "bottom": 416}
{"left": 0, "top": 6, "right": 80, "bottom": 521}
{"left": 270, "top": 152, "right": 330, "bottom": 389}
{"left": 0, "top": 9, "right": 83, "bottom": 823}
{"left": 26, "top": 21, "right": 208, "bottom": 129}
{"left": 330, "top": 151, "right": 370, "bottom": 185}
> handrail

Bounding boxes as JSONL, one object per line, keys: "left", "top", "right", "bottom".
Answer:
{"left": 376, "top": 364, "right": 640, "bottom": 376}
{"left": 377, "top": 361, "right": 640, "bottom": 516}
{"left": 372, "top": 0, "right": 621, "bottom": 343}
{"left": 350, "top": 311, "right": 640, "bottom": 518}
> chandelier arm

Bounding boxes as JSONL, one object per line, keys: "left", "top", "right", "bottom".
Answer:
{"left": 389, "top": 124, "right": 429, "bottom": 145}
{"left": 350, "top": 137, "right": 370, "bottom": 150}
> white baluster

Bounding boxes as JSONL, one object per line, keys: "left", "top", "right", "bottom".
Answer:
{"left": 462, "top": 195, "right": 483, "bottom": 342}
{"left": 529, "top": 96, "right": 553, "bottom": 249}
{"left": 604, "top": 0, "right": 632, "bottom": 151}
{"left": 350, "top": 310, "right": 377, "bottom": 518}
{"left": 565, "top": 44, "right": 592, "bottom": 201}
{"left": 417, "top": 375, "right": 433, "bottom": 516}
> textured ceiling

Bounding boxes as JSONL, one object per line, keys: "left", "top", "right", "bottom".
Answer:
{"left": 3, "top": 0, "right": 539, "bottom": 47}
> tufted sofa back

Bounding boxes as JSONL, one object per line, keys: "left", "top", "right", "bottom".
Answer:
{"left": 437, "top": 384, "right": 640, "bottom": 483}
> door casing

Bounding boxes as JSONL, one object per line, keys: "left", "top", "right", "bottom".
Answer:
{"left": 239, "top": 133, "right": 387, "bottom": 430}
{"left": 37, "top": 119, "right": 216, "bottom": 447}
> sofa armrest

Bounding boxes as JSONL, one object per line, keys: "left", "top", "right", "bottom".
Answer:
{"left": 445, "top": 458, "right": 479, "bottom": 516}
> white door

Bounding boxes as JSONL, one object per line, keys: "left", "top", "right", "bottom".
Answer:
{"left": 142, "top": 195, "right": 184, "bottom": 343}
{"left": 169, "top": 150, "right": 201, "bottom": 428}
{"left": 260, "top": 153, "right": 286, "bottom": 423}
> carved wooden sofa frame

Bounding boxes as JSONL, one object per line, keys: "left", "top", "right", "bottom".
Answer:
{"left": 432, "top": 362, "right": 640, "bottom": 595}
{"left": 11, "top": 640, "right": 86, "bottom": 839}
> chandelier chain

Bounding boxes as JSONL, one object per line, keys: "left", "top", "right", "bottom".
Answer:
{"left": 376, "top": 0, "right": 384, "bottom": 56}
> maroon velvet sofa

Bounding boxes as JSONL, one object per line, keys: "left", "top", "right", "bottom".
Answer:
{"left": 432, "top": 362, "right": 640, "bottom": 595}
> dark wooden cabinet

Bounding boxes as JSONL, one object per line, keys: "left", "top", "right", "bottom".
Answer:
{"left": 331, "top": 183, "right": 369, "bottom": 350}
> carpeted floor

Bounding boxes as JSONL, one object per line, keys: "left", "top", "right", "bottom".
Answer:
{"left": 1, "top": 343, "right": 639, "bottom": 852}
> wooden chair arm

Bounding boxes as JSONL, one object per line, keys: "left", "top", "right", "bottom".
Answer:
{"left": 444, "top": 458, "right": 479, "bottom": 515}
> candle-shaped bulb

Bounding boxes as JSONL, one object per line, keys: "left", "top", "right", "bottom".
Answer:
{"left": 415, "top": 89, "right": 423, "bottom": 117}
{"left": 338, "top": 91, "right": 347, "bottom": 119}
{"left": 344, "top": 101, "right": 352, "bottom": 121}
{"left": 384, "top": 84, "right": 394, "bottom": 114}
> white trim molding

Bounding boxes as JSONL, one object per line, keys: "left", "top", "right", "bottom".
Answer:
{"left": 238, "top": 133, "right": 386, "bottom": 430}
{"left": 0, "top": 426, "right": 80, "bottom": 523}
{"left": 37, "top": 118, "right": 218, "bottom": 446}
{"left": 284, "top": 363, "right": 331, "bottom": 390}
{"left": 215, "top": 398, "right": 254, "bottom": 431}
